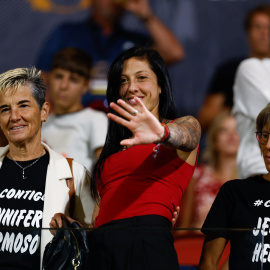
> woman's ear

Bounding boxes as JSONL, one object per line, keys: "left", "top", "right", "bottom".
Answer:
{"left": 41, "top": 102, "right": 50, "bottom": 122}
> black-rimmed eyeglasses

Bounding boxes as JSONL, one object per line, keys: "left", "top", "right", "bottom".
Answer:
{"left": 255, "top": 131, "right": 270, "bottom": 144}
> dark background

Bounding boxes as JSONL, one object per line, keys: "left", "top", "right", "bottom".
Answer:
{"left": 1, "top": 0, "right": 269, "bottom": 117}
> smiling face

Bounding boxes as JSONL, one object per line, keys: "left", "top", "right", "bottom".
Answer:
{"left": 119, "top": 57, "right": 161, "bottom": 119}
{"left": 49, "top": 68, "right": 89, "bottom": 115}
{"left": 0, "top": 85, "right": 49, "bottom": 147}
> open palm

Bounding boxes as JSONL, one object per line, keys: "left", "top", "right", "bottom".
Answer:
{"left": 107, "top": 97, "right": 164, "bottom": 147}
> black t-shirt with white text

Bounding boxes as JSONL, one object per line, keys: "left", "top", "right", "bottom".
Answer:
{"left": 0, "top": 151, "right": 49, "bottom": 270}
{"left": 202, "top": 175, "right": 270, "bottom": 270}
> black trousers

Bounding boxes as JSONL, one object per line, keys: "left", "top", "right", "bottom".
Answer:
{"left": 87, "top": 215, "right": 179, "bottom": 270}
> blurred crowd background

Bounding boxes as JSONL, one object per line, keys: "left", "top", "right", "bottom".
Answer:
{"left": 1, "top": 1, "right": 270, "bottom": 269}
{"left": 1, "top": 0, "right": 266, "bottom": 118}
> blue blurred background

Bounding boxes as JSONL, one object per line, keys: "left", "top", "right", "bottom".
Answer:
{"left": 1, "top": 0, "right": 269, "bottom": 117}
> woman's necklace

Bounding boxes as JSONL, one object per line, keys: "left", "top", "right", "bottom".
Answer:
{"left": 9, "top": 151, "right": 44, "bottom": 179}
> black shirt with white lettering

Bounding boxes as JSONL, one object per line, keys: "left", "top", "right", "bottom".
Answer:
{"left": 202, "top": 175, "right": 270, "bottom": 270}
{"left": 0, "top": 151, "right": 49, "bottom": 270}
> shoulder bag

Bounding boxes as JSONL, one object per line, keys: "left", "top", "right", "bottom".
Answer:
{"left": 42, "top": 158, "right": 90, "bottom": 270}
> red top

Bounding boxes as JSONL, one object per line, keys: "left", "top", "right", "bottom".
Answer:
{"left": 95, "top": 143, "right": 197, "bottom": 227}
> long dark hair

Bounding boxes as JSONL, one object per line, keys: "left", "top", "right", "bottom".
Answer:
{"left": 91, "top": 47, "right": 178, "bottom": 202}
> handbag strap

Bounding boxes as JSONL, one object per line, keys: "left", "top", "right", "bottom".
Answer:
{"left": 65, "top": 158, "right": 75, "bottom": 218}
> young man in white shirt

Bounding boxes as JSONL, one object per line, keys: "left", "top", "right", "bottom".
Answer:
{"left": 42, "top": 47, "right": 108, "bottom": 171}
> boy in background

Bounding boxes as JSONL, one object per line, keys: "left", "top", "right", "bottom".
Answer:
{"left": 42, "top": 47, "right": 108, "bottom": 171}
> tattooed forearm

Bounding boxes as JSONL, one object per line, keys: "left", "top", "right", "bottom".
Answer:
{"left": 165, "top": 116, "right": 201, "bottom": 151}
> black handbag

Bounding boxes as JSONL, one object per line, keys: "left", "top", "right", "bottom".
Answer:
{"left": 42, "top": 217, "right": 89, "bottom": 270}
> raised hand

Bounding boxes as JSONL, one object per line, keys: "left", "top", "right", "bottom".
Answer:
{"left": 107, "top": 97, "right": 164, "bottom": 147}
{"left": 124, "top": 0, "right": 153, "bottom": 20}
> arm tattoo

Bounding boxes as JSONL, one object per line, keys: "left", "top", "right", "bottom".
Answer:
{"left": 165, "top": 116, "right": 201, "bottom": 152}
